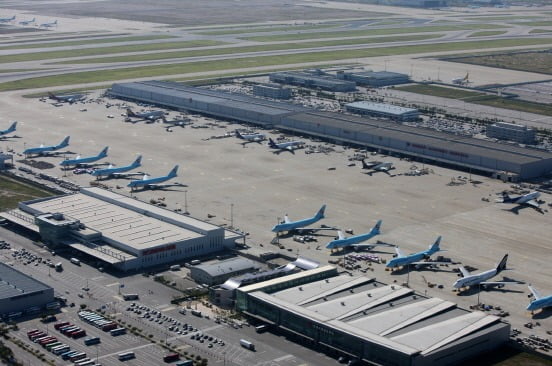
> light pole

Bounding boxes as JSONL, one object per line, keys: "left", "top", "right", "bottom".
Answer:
{"left": 230, "top": 203, "right": 234, "bottom": 229}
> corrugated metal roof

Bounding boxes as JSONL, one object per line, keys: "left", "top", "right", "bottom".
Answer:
{"left": 346, "top": 101, "right": 418, "bottom": 115}
{"left": 192, "top": 257, "right": 258, "bottom": 278}
{"left": 0, "top": 262, "right": 52, "bottom": 300}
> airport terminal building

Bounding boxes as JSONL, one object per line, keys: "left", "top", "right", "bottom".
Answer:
{"left": 0, "top": 187, "right": 243, "bottom": 271}
{"left": 236, "top": 266, "right": 510, "bottom": 366}
{"left": 109, "top": 81, "right": 552, "bottom": 179}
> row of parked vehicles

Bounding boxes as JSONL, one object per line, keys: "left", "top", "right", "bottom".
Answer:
{"left": 26, "top": 328, "right": 97, "bottom": 366}
{"left": 78, "top": 310, "right": 126, "bottom": 336}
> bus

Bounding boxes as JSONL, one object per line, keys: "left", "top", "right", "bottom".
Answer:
{"left": 240, "top": 339, "right": 255, "bottom": 351}
{"left": 29, "top": 333, "right": 46, "bottom": 341}
{"left": 45, "top": 341, "right": 62, "bottom": 351}
{"left": 52, "top": 345, "right": 70, "bottom": 355}
{"left": 175, "top": 361, "right": 193, "bottom": 366}
{"left": 70, "top": 329, "right": 86, "bottom": 338}
{"left": 118, "top": 352, "right": 135, "bottom": 361}
{"left": 122, "top": 293, "right": 138, "bottom": 301}
{"left": 69, "top": 352, "right": 87, "bottom": 362}
{"left": 101, "top": 322, "right": 117, "bottom": 332}
{"left": 54, "top": 321, "right": 71, "bottom": 330}
{"left": 110, "top": 328, "right": 126, "bottom": 336}
{"left": 255, "top": 324, "right": 269, "bottom": 333}
{"left": 75, "top": 360, "right": 94, "bottom": 366}
{"left": 84, "top": 337, "right": 100, "bottom": 346}
{"left": 163, "top": 353, "right": 180, "bottom": 362}
{"left": 70, "top": 258, "right": 81, "bottom": 266}
{"left": 61, "top": 350, "right": 79, "bottom": 360}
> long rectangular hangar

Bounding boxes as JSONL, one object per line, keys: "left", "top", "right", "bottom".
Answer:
{"left": 9, "top": 187, "right": 243, "bottom": 271}
{"left": 110, "top": 81, "right": 552, "bottom": 179}
{"left": 236, "top": 267, "right": 510, "bottom": 366}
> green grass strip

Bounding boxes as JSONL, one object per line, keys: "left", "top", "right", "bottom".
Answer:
{"left": 468, "top": 31, "right": 508, "bottom": 38}
{"left": 529, "top": 29, "right": 552, "bottom": 34}
{"left": 396, "top": 84, "right": 486, "bottom": 99}
{"left": 0, "top": 34, "right": 176, "bottom": 50}
{"left": 0, "top": 175, "right": 53, "bottom": 211}
{"left": 53, "top": 34, "right": 442, "bottom": 65}
{"left": 2, "top": 37, "right": 551, "bottom": 91}
{"left": 241, "top": 24, "right": 507, "bottom": 42}
{"left": 0, "top": 40, "right": 226, "bottom": 64}
{"left": 194, "top": 24, "right": 341, "bottom": 36}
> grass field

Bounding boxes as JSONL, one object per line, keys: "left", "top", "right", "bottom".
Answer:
{"left": 0, "top": 175, "right": 53, "bottom": 211}
{"left": 396, "top": 84, "right": 552, "bottom": 116}
{"left": 0, "top": 40, "right": 226, "bottom": 64}
{"left": 468, "top": 31, "right": 508, "bottom": 37}
{"left": 449, "top": 51, "right": 552, "bottom": 75}
{"left": 2, "top": 37, "right": 551, "bottom": 91}
{"left": 529, "top": 29, "right": 552, "bottom": 34}
{"left": 52, "top": 34, "right": 442, "bottom": 65}
{"left": 0, "top": 33, "right": 127, "bottom": 45}
{"left": 194, "top": 24, "right": 341, "bottom": 35}
{"left": 0, "top": 34, "right": 175, "bottom": 50}
{"left": 466, "top": 16, "right": 543, "bottom": 21}
{"left": 520, "top": 21, "right": 552, "bottom": 27}
{"left": 241, "top": 24, "right": 507, "bottom": 42}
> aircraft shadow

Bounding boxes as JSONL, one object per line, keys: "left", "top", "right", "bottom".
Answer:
{"left": 503, "top": 206, "right": 544, "bottom": 215}
{"left": 531, "top": 308, "right": 552, "bottom": 319}
{"left": 130, "top": 184, "right": 187, "bottom": 193}
{"left": 455, "top": 285, "right": 525, "bottom": 296}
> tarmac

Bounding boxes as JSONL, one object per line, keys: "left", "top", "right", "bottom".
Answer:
{"left": 0, "top": 90, "right": 550, "bottom": 348}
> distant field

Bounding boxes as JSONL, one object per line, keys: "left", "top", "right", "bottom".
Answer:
{"left": 520, "top": 21, "right": 552, "bottom": 27}
{"left": 0, "top": 33, "right": 129, "bottom": 45}
{"left": 242, "top": 24, "right": 507, "bottom": 42}
{"left": 2, "top": 37, "right": 552, "bottom": 91}
{"left": 0, "top": 34, "right": 175, "bottom": 50}
{"left": 194, "top": 24, "right": 341, "bottom": 35}
{"left": 0, "top": 40, "right": 226, "bottom": 64}
{"left": 468, "top": 31, "right": 508, "bottom": 37}
{"left": 0, "top": 175, "right": 53, "bottom": 211}
{"left": 448, "top": 51, "right": 552, "bottom": 75}
{"left": 396, "top": 84, "right": 552, "bottom": 116}
{"left": 530, "top": 29, "right": 552, "bottom": 34}
{"left": 466, "top": 16, "right": 543, "bottom": 21}
{"left": 53, "top": 34, "right": 442, "bottom": 65}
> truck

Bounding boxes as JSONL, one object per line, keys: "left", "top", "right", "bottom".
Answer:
{"left": 55, "top": 262, "right": 63, "bottom": 272}
{"left": 240, "top": 339, "right": 255, "bottom": 351}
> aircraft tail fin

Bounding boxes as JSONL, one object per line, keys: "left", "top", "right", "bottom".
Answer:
{"left": 7, "top": 121, "right": 16, "bottom": 132}
{"left": 126, "top": 108, "right": 137, "bottom": 117}
{"left": 48, "top": 92, "right": 57, "bottom": 99}
{"left": 496, "top": 254, "right": 508, "bottom": 273}
{"left": 315, "top": 204, "right": 326, "bottom": 219}
{"left": 268, "top": 138, "right": 277, "bottom": 148}
{"left": 429, "top": 236, "right": 442, "bottom": 252}
{"left": 371, "top": 220, "right": 382, "bottom": 235}
{"left": 361, "top": 159, "right": 370, "bottom": 169}
{"left": 168, "top": 165, "right": 178, "bottom": 177}
{"left": 133, "top": 155, "right": 142, "bottom": 166}
{"left": 528, "top": 285, "right": 541, "bottom": 300}
{"left": 235, "top": 130, "right": 244, "bottom": 139}
{"left": 58, "top": 136, "right": 70, "bottom": 148}
{"left": 99, "top": 146, "right": 109, "bottom": 157}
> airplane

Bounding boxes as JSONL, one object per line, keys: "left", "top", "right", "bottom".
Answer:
{"left": 40, "top": 20, "right": 57, "bottom": 28}
{"left": 0, "top": 16, "right": 15, "bottom": 23}
{"left": 326, "top": 220, "right": 386, "bottom": 250}
{"left": 19, "top": 18, "right": 35, "bottom": 25}
{"left": 0, "top": 121, "right": 17, "bottom": 137}
{"left": 91, "top": 155, "right": 142, "bottom": 178}
{"left": 386, "top": 236, "right": 445, "bottom": 270}
{"left": 126, "top": 108, "right": 164, "bottom": 122}
{"left": 127, "top": 165, "right": 179, "bottom": 190}
{"left": 453, "top": 254, "right": 509, "bottom": 291}
{"left": 452, "top": 72, "right": 469, "bottom": 85}
{"left": 271, "top": 205, "right": 326, "bottom": 233}
{"left": 59, "top": 146, "right": 108, "bottom": 167}
{"left": 362, "top": 160, "right": 394, "bottom": 175}
{"left": 496, "top": 191, "right": 542, "bottom": 212}
{"left": 23, "top": 136, "right": 70, "bottom": 156}
{"left": 48, "top": 92, "right": 85, "bottom": 104}
{"left": 527, "top": 286, "right": 552, "bottom": 313}
{"left": 162, "top": 116, "right": 192, "bottom": 128}
{"left": 236, "top": 130, "right": 266, "bottom": 143}
{"left": 268, "top": 138, "right": 305, "bottom": 153}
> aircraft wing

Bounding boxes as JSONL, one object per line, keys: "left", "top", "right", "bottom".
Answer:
{"left": 525, "top": 200, "right": 540, "bottom": 208}
{"left": 479, "top": 281, "right": 512, "bottom": 286}
{"left": 458, "top": 266, "right": 470, "bottom": 278}
{"left": 409, "top": 261, "right": 450, "bottom": 266}
{"left": 395, "top": 247, "right": 404, "bottom": 257}
{"left": 529, "top": 285, "right": 542, "bottom": 300}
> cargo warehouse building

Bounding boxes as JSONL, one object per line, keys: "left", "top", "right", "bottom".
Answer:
{"left": 346, "top": 101, "right": 420, "bottom": 121}
{"left": 236, "top": 266, "right": 509, "bottom": 366}
{"left": 269, "top": 71, "right": 357, "bottom": 92}
{"left": 0, "top": 262, "right": 55, "bottom": 318}
{"left": 337, "top": 70, "right": 410, "bottom": 87}
{"left": 109, "top": 81, "right": 552, "bottom": 179}
{"left": 0, "top": 187, "right": 243, "bottom": 271}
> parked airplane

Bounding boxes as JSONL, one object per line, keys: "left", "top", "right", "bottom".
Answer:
{"left": 386, "top": 237, "right": 444, "bottom": 269}
{"left": 496, "top": 191, "right": 541, "bottom": 211}
{"left": 40, "top": 20, "right": 57, "bottom": 28}
{"left": 452, "top": 72, "right": 469, "bottom": 85}
{"left": 162, "top": 116, "right": 192, "bottom": 128}
{"left": 127, "top": 165, "right": 178, "bottom": 190}
{"left": 48, "top": 92, "right": 85, "bottom": 104}
{"left": 453, "top": 254, "right": 509, "bottom": 291}
{"left": 59, "top": 146, "right": 108, "bottom": 167}
{"left": 268, "top": 138, "right": 305, "bottom": 153}
{"left": 271, "top": 205, "right": 326, "bottom": 233}
{"left": 326, "top": 220, "right": 384, "bottom": 250}
{"left": 527, "top": 286, "right": 552, "bottom": 313}
{"left": 0, "top": 16, "right": 15, "bottom": 23}
{"left": 362, "top": 160, "right": 394, "bottom": 175}
{"left": 126, "top": 108, "right": 164, "bottom": 122}
{"left": 236, "top": 130, "right": 266, "bottom": 143}
{"left": 23, "top": 136, "right": 70, "bottom": 156}
{"left": 0, "top": 121, "right": 17, "bottom": 137}
{"left": 19, "top": 18, "right": 35, "bottom": 25}
{"left": 91, "top": 155, "right": 142, "bottom": 178}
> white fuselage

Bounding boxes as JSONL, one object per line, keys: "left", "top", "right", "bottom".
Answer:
{"left": 453, "top": 268, "right": 497, "bottom": 289}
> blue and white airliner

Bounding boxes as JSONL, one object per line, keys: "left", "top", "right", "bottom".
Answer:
{"left": 23, "top": 136, "right": 70, "bottom": 156}
{"left": 92, "top": 155, "right": 142, "bottom": 178}
{"left": 60, "top": 147, "right": 108, "bottom": 167}
{"left": 128, "top": 165, "right": 178, "bottom": 190}
{"left": 527, "top": 286, "right": 552, "bottom": 313}
{"left": 386, "top": 237, "right": 444, "bottom": 270}
{"left": 271, "top": 205, "right": 326, "bottom": 233}
{"left": 326, "top": 221, "right": 385, "bottom": 250}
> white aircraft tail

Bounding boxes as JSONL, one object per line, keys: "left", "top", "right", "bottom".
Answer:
{"left": 528, "top": 285, "right": 542, "bottom": 300}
